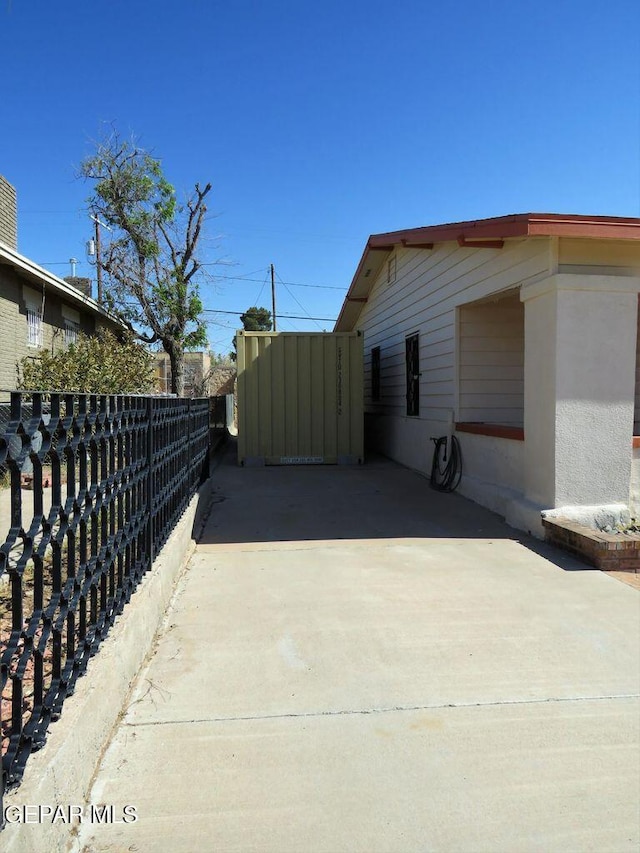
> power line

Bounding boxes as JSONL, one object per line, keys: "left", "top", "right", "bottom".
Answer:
{"left": 201, "top": 271, "right": 345, "bottom": 290}
{"left": 34, "top": 264, "right": 345, "bottom": 292}
{"left": 203, "top": 309, "right": 335, "bottom": 322}
{"left": 252, "top": 269, "right": 269, "bottom": 308}
{"left": 275, "top": 269, "right": 324, "bottom": 331}
{"left": 38, "top": 261, "right": 89, "bottom": 267}
{"left": 204, "top": 317, "right": 237, "bottom": 328}
{"left": 231, "top": 267, "right": 271, "bottom": 279}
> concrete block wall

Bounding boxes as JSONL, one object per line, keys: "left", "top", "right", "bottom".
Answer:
{"left": 154, "top": 351, "right": 213, "bottom": 396}
{"left": 0, "top": 266, "right": 99, "bottom": 390}
{"left": 0, "top": 267, "right": 29, "bottom": 389}
{"left": 210, "top": 366, "right": 236, "bottom": 396}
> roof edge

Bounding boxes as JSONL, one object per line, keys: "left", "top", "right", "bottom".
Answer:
{"left": 368, "top": 212, "right": 640, "bottom": 247}
{"left": 0, "top": 239, "right": 124, "bottom": 325}
{"left": 335, "top": 212, "right": 640, "bottom": 331}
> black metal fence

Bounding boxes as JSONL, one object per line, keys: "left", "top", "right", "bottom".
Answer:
{"left": 0, "top": 392, "right": 209, "bottom": 811}
{"left": 209, "top": 394, "right": 228, "bottom": 430}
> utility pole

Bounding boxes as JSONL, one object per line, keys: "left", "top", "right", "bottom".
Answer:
{"left": 90, "top": 215, "right": 111, "bottom": 305}
{"left": 95, "top": 216, "right": 103, "bottom": 304}
{"left": 270, "top": 263, "right": 277, "bottom": 331}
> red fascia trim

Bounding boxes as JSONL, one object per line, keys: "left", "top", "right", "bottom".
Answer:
{"left": 369, "top": 212, "right": 640, "bottom": 248}
{"left": 334, "top": 244, "right": 390, "bottom": 329}
{"left": 401, "top": 239, "right": 434, "bottom": 249}
{"left": 369, "top": 215, "right": 528, "bottom": 247}
{"left": 456, "top": 423, "right": 640, "bottom": 446}
{"left": 455, "top": 422, "right": 524, "bottom": 441}
{"left": 457, "top": 236, "right": 505, "bottom": 249}
{"left": 527, "top": 219, "right": 640, "bottom": 240}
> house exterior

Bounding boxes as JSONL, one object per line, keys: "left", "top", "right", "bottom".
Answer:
{"left": 335, "top": 213, "right": 640, "bottom": 535}
{"left": 154, "top": 350, "right": 212, "bottom": 397}
{"left": 0, "top": 241, "right": 123, "bottom": 391}
{"left": 0, "top": 174, "right": 123, "bottom": 390}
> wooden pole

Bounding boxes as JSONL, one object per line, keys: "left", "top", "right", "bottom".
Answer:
{"left": 95, "top": 217, "right": 103, "bottom": 305}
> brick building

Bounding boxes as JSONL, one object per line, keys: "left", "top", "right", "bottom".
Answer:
{"left": 154, "top": 350, "right": 212, "bottom": 397}
{"left": 0, "top": 174, "right": 123, "bottom": 390}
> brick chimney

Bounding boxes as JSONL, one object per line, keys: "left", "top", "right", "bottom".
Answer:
{"left": 64, "top": 276, "right": 93, "bottom": 298}
{"left": 0, "top": 175, "right": 17, "bottom": 249}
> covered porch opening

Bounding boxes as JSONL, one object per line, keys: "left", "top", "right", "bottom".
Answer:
{"left": 452, "top": 289, "right": 525, "bottom": 519}
{"left": 456, "top": 288, "right": 524, "bottom": 439}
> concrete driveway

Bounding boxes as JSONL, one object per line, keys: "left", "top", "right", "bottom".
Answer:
{"left": 78, "top": 443, "right": 640, "bottom": 853}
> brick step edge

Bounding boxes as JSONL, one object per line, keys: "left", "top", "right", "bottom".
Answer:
{"left": 542, "top": 517, "right": 640, "bottom": 573}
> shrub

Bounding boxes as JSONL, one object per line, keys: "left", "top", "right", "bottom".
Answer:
{"left": 18, "top": 329, "right": 155, "bottom": 394}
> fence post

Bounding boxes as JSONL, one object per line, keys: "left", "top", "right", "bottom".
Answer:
{"left": 187, "top": 397, "right": 192, "bottom": 489}
{"left": 146, "top": 396, "right": 154, "bottom": 569}
{"left": 204, "top": 399, "right": 211, "bottom": 482}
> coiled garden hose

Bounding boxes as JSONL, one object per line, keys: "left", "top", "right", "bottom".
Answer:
{"left": 430, "top": 435, "right": 462, "bottom": 492}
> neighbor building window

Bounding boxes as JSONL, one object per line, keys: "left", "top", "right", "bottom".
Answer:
{"left": 64, "top": 319, "right": 80, "bottom": 346}
{"left": 62, "top": 305, "right": 81, "bottom": 348}
{"left": 371, "top": 346, "right": 381, "bottom": 402}
{"left": 27, "top": 305, "right": 43, "bottom": 347}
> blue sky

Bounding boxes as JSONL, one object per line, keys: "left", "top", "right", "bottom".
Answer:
{"left": 2, "top": 0, "right": 639, "bottom": 353}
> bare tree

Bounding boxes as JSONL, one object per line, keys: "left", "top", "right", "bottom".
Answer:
{"left": 81, "top": 130, "right": 211, "bottom": 396}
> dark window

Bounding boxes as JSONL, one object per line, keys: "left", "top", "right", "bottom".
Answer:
{"left": 371, "top": 346, "right": 380, "bottom": 402}
{"left": 405, "top": 333, "right": 420, "bottom": 416}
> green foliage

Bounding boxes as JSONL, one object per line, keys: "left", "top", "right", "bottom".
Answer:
{"left": 240, "top": 306, "right": 273, "bottom": 332}
{"left": 80, "top": 129, "right": 212, "bottom": 394}
{"left": 230, "top": 306, "right": 273, "bottom": 360}
{"left": 210, "top": 350, "right": 234, "bottom": 367}
{"left": 18, "top": 330, "right": 155, "bottom": 394}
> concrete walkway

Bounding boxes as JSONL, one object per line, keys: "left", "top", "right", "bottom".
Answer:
{"left": 77, "top": 445, "right": 640, "bottom": 853}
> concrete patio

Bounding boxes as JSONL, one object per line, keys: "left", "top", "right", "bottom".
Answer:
{"left": 73, "top": 444, "right": 639, "bottom": 852}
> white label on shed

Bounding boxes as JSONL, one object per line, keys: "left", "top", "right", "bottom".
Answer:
{"left": 280, "top": 456, "right": 324, "bottom": 465}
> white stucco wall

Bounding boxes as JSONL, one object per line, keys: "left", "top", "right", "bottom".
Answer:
{"left": 522, "top": 284, "right": 558, "bottom": 507}
{"left": 634, "top": 299, "right": 640, "bottom": 433}
{"left": 629, "top": 448, "right": 640, "bottom": 517}
{"left": 555, "top": 287, "right": 636, "bottom": 505}
{"left": 520, "top": 274, "right": 640, "bottom": 512}
{"left": 456, "top": 432, "right": 524, "bottom": 517}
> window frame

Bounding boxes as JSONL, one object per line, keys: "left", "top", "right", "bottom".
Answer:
{"left": 405, "top": 332, "right": 420, "bottom": 417}
{"left": 64, "top": 318, "right": 80, "bottom": 347}
{"left": 26, "top": 304, "right": 43, "bottom": 348}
